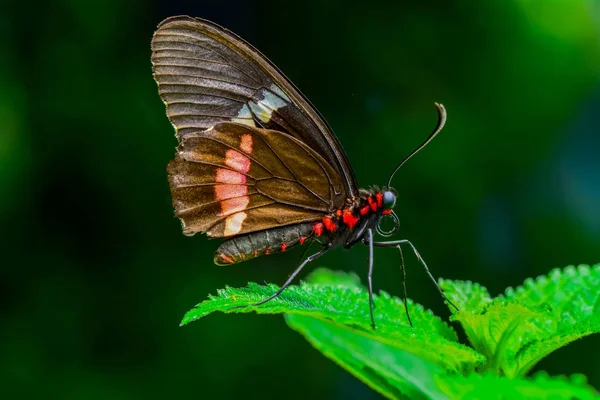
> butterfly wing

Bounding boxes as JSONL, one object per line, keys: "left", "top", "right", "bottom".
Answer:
{"left": 168, "top": 122, "right": 343, "bottom": 237}
{"left": 151, "top": 15, "right": 358, "bottom": 203}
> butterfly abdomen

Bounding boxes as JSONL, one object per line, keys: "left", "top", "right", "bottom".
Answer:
{"left": 214, "top": 223, "right": 314, "bottom": 265}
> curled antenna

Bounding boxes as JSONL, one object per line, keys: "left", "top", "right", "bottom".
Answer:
{"left": 376, "top": 211, "right": 400, "bottom": 237}
{"left": 386, "top": 103, "right": 447, "bottom": 189}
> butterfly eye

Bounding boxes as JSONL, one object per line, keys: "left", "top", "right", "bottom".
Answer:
{"left": 382, "top": 190, "right": 396, "bottom": 210}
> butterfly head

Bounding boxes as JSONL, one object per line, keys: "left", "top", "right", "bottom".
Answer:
{"left": 373, "top": 188, "right": 399, "bottom": 237}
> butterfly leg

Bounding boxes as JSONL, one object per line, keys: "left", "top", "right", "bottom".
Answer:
{"left": 371, "top": 239, "right": 459, "bottom": 313}
{"left": 397, "top": 243, "right": 413, "bottom": 327}
{"left": 365, "top": 231, "right": 411, "bottom": 328}
{"left": 367, "top": 229, "right": 376, "bottom": 329}
{"left": 250, "top": 244, "right": 331, "bottom": 307}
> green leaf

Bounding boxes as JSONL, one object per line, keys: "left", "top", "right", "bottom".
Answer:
{"left": 504, "top": 264, "right": 600, "bottom": 376}
{"left": 440, "top": 264, "right": 600, "bottom": 377}
{"left": 439, "top": 279, "right": 492, "bottom": 311}
{"left": 303, "top": 267, "right": 363, "bottom": 287}
{"left": 182, "top": 268, "right": 483, "bottom": 374}
{"left": 286, "top": 313, "right": 450, "bottom": 400}
{"left": 436, "top": 371, "right": 599, "bottom": 400}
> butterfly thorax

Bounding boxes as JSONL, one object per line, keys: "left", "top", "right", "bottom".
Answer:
{"left": 312, "top": 187, "right": 396, "bottom": 248}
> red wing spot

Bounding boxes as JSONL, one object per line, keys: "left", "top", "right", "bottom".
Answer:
{"left": 360, "top": 205, "right": 370, "bottom": 216}
{"left": 342, "top": 208, "right": 359, "bottom": 229}
{"left": 253, "top": 250, "right": 258, "bottom": 257}
{"left": 335, "top": 209, "right": 342, "bottom": 217}
{"left": 382, "top": 209, "right": 392, "bottom": 215}
{"left": 312, "top": 222, "right": 324, "bottom": 236}
{"left": 218, "top": 254, "right": 235, "bottom": 264}
{"left": 281, "top": 243, "right": 288, "bottom": 252}
{"left": 240, "top": 134, "right": 253, "bottom": 153}
{"left": 376, "top": 193, "right": 383, "bottom": 208}
{"left": 299, "top": 236, "right": 306, "bottom": 244}
{"left": 323, "top": 215, "right": 337, "bottom": 232}
{"left": 225, "top": 149, "right": 251, "bottom": 173}
{"left": 368, "top": 197, "right": 377, "bottom": 211}
{"left": 219, "top": 196, "right": 250, "bottom": 216}
{"left": 265, "top": 247, "right": 271, "bottom": 255}
{"left": 216, "top": 168, "right": 246, "bottom": 184}
{"left": 214, "top": 184, "right": 247, "bottom": 201}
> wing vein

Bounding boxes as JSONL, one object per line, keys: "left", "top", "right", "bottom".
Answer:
{"left": 153, "top": 55, "right": 233, "bottom": 67}
{"left": 177, "top": 194, "right": 273, "bottom": 214}
{"left": 155, "top": 73, "right": 259, "bottom": 90}
{"left": 253, "top": 132, "right": 329, "bottom": 206}
{"left": 157, "top": 32, "right": 264, "bottom": 86}
{"left": 156, "top": 89, "right": 246, "bottom": 104}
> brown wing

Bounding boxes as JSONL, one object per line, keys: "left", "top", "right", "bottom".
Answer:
{"left": 168, "top": 122, "right": 342, "bottom": 237}
{"left": 151, "top": 15, "right": 358, "bottom": 203}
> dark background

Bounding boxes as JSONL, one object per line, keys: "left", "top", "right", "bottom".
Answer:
{"left": 2, "top": 1, "right": 600, "bottom": 398}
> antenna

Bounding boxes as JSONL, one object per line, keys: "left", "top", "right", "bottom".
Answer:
{"left": 386, "top": 103, "right": 447, "bottom": 189}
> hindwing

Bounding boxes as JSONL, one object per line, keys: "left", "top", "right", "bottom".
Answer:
{"left": 168, "top": 122, "right": 343, "bottom": 237}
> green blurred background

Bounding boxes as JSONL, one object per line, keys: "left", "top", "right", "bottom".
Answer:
{"left": 2, "top": 0, "right": 600, "bottom": 398}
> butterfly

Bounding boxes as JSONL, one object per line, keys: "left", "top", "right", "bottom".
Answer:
{"left": 151, "top": 16, "right": 457, "bottom": 328}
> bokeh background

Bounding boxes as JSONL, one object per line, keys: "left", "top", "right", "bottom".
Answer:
{"left": 2, "top": 0, "right": 600, "bottom": 398}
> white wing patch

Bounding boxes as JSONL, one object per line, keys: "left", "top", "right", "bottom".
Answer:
{"left": 249, "top": 89, "right": 288, "bottom": 123}
{"left": 269, "top": 84, "right": 291, "bottom": 102}
{"left": 231, "top": 104, "right": 256, "bottom": 127}
{"left": 232, "top": 86, "right": 290, "bottom": 126}
{"left": 223, "top": 212, "right": 247, "bottom": 236}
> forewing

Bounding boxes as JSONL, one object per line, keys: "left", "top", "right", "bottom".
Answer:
{"left": 168, "top": 122, "right": 342, "bottom": 237}
{"left": 151, "top": 15, "right": 358, "bottom": 202}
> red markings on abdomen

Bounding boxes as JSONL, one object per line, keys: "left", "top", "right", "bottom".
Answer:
{"left": 214, "top": 224, "right": 314, "bottom": 265}
{"left": 218, "top": 254, "right": 235, "bottom": 264}
{"left": 312, "top": 222, "right": 324, "bottom": 236}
